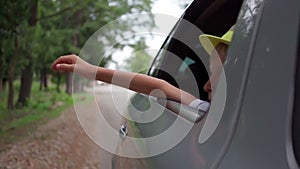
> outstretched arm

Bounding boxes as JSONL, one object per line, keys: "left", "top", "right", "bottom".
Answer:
{"left": 51, "top": 54, "right": 197, "bottom": 105}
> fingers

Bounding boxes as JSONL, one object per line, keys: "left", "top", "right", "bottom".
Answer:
{"left": 51, "top": 54, "right": 78, "bottom": 72}
{"left": 55, "top": 63, "right": 75, "bottom": 73}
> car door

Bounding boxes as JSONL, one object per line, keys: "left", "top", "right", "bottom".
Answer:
{"left": 112, "top": 0, "right": 300, "bottom": 169}
{"left": 217, "top": 0, "right": 300, "bottom": 168}
{"left": 112, "top": 0, "right": 243, "bottom": 167}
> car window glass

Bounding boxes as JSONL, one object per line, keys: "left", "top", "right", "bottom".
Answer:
{"left": 149, "top": 33, "right": 210, "bottom": 101}
{"left": 178, "top": 57, "right": 195, "bottom": 72}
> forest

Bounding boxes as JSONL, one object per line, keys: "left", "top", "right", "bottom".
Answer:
{"left": 0, "top": 0, "right": 154, "bottom": 110}
{"left": 0, "top": 0, "right": 156, "bottom": 142}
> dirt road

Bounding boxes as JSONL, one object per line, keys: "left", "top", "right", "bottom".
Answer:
{"left": 0, "top": 104, "right": 114, "bottom": 169}
{"left": 0, "top": 85, "right": 134, "bottom": 169}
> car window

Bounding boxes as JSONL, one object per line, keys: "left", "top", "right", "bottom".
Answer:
{"left": 149, "top": 41, "right": 209, "bottom": 100}
{"left": 148, "top": 25, "right": 210, "bottom": 101}
{"left": 148, "top": 0, "right": 244, "bottom": 101}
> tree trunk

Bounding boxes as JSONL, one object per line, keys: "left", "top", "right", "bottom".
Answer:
{"left": 7, "top": 36, "right": 18, "bottom": 110}
{"left": 28, "top": 0, "right": 38, "bottom": 26}
{"left": 15, "top": 0, "right": 38, "bottom": 107}
{"left": 7, "top": 77, "right": 14, "bottom": 110}
{"left": 39, "top": 67, "right": 48, "bottom": 91}
{"left": 72, "top": 32, "right": 81, "bottom": 93}
{"left": 39, "top": 68, "right": 43, "bottom": 91}
{"left": 16, "top": 65, "right": 33, "bottom": 107}
{"left": 71, "top": 9, "right": 83, "bottom": 93}
{"left": 0, "top": 49, "right": 3, "bottom": 99}
{"left": 65, "top": 72, "right": 73, "bottom": 95}
{"left": 56, "top": 73, "right": 61, "bottom": 93}
{"left": 2, "top": 79, "right": 7, "bottom": 93}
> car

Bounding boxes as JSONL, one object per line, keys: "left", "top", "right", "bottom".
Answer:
{"left": 111, "top": 0, "right": 300, "bottom": 168}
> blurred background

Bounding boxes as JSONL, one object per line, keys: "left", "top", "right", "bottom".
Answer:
{"left": 0, "top": 0, "right": 190, "bottom": 168}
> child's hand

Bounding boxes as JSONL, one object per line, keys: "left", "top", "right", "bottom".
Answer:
{"left": 51, "top": 54, "right": 97, "bottom": 79}
{"left": 51, "top": 54, "right": 78, "bottom": 73}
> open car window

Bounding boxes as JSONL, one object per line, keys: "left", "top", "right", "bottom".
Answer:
{"left": 148, "top": 0, "right": 244, "bottom": 102}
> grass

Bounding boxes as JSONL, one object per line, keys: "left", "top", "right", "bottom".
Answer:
{"left": 0, "top": 81, "right": 91, "bottom": 145}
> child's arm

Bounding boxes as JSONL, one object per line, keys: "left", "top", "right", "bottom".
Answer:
{"left": 51, "top": 54, "right": 197, "bottom": 105}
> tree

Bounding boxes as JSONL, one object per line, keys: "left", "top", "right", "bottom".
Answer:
{"left": 0, "top": 0, "right": 31, "bottom": 110}
{"left": 43, "top": 0, "right": 155, "bottom": 94}
{"left": 0, "top": 42, "right": 4, "bottom": 98}
{"left": 0, "top": 0, "right": 155, "bottom": 110}
{"left": 16, "top": 0, "right": 39, "bottom": 107}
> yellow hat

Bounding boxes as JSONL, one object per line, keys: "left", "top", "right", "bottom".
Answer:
{"left": 199, "top": 27, "right": 234, "bottom": 55}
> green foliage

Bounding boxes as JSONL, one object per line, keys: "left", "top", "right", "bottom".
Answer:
{"left": 125, "top": 38, "right": 153, "bottom": 74}
{"left": 125, "top": 50, "right": 153, "bottom": 74}
{"left": 0, "top": 0, "right": 34, "bottom": 69}
{"left": 0, "top": 0, "right": 155, "bottom": 110}
{"left": 0, "top": 81, "right": 74, "bottom": 143}
{"left": 0, "top": 0, "right": 155, "bottom": 143}
{"left": 0, "top": 81, "right": 72, "bottom": 117}
{"left": 0, "top": 1, "right": 31, "bottom": 36}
